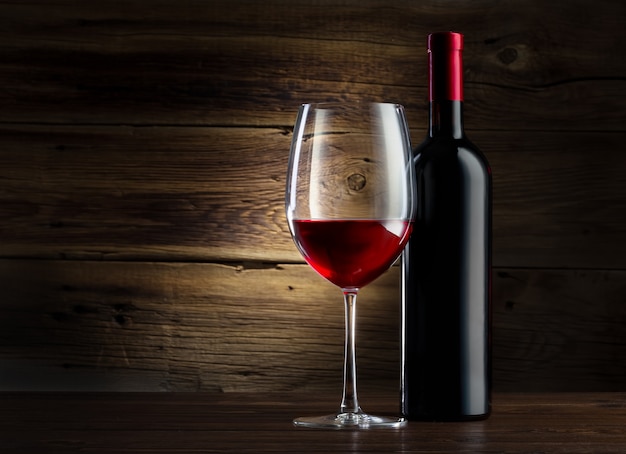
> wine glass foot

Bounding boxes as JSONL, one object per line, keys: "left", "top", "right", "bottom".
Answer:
{"left": 293, "top": 411, "right": 406, "bottom": 429}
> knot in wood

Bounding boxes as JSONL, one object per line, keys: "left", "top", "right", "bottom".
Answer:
{"left": 497, "top": 47, "right": 518, "bottom": 65}
{"left": 347, "top": 173, "right": 366, "bottom": 191}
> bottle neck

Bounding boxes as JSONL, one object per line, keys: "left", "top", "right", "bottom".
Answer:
{"left": 428, "top": 32, "right": 465, "bottom": 139}
{"left": 429, "top": 100, "right": 464, "bottom": 138}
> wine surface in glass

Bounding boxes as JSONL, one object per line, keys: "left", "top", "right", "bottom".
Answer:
{"left": 291, "top": 219, "right": 412, "bottom": 289}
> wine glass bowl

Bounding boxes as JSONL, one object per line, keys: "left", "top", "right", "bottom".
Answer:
{"left": 286, "top": 102, "right": 416, "bottom": 429}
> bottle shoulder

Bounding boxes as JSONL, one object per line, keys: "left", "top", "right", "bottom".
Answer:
{"left": 413, "top": 135, "right": 490, "bottom": 172}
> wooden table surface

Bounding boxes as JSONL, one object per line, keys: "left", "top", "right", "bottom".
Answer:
{"left": 2, "top": 392, "right": 626, "bottom": 453}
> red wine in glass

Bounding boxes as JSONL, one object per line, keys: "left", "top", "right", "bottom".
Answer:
{"left": 291, "top": 219, "right": 412, "bottom": 290}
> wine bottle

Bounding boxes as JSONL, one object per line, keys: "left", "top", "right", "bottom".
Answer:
{"left": 400, "top": 31, "right": 492, "bottom": 421}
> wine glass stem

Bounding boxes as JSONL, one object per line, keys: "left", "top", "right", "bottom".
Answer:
{"left": 340, "top": 290, "right": 361, "bottom": 415}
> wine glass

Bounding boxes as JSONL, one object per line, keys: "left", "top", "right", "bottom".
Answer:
{"left": 286, "top": 102, "right": 416, "bottom": 428}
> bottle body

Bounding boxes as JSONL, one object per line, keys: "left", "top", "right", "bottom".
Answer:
{"left": 401, "top": 32, "right": 492, "bottom": 421}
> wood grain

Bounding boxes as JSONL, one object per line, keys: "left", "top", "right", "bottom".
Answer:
{"left": 0, "top": 0, "right": 625, "bottom": 392}
{"left": 0, "top": 0, "right": 623, "bottom": 129}
{"left": 2, "top": 260, "right": 625, "bottom": 392}
{"left": 3, "top": 392, "right": 626, "bottom": 453}
{"left": 1, "top": 125, "right": 625, "bottom": 267}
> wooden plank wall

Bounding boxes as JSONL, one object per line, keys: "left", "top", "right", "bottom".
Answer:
{"left": 1, "top": 0, "right": 625, "bottom": 393}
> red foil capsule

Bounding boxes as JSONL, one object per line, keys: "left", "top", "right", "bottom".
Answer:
{"left": 428, "top": 32, "right": 464, "bottom": 101}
